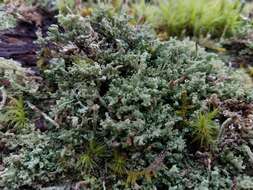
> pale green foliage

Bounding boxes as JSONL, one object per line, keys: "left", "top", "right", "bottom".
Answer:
{"left": 0, "top": 9, "right": 16, "bottom": 30}
{"left": 0, "top": 131, "right": 62, "bottom": 189}
{"left": 0, "top": 58, "right": 34, "bottom": 77}
{"left": 237, "top": 176, "right": 253, "bottom": 189}
{"left": 1, "top": 8, "right": 253, "bottom": 190}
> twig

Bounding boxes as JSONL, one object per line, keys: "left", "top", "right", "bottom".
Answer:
{"left": 0, "top": 87, "right": 7, "bottom": 110}
{"left": 218, "top": 117, "right": 234, "bottom": 143}
{"left": 146, "top": 148, "right": 169, "bottom": 174}
{"left": 102, "top": 181, "right": 106, "bottom": 190}
{"left": 232, "top": 176, "right": 237, "bottom": 190}
{"left": 26, "top": 101, "right": 60, "bottom": 128}
{"left": 74, "top": 181, "right": 89, "bottom": 190}
{"left": 243, "top": 145, "right": 253, "bottom": 164}
{"left": 169, "top": 76, "right": 188, "bottom": 87}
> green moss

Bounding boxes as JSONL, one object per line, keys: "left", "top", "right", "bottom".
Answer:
{"left": 133, "top": 0, "right": 244, "bottom": 39}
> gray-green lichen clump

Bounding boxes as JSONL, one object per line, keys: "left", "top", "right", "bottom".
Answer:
{"left": 0, "top": 8, "right": 16, "bottom": 29}
{"left": 1, "top": 9, "right": 253, "bottom": 189}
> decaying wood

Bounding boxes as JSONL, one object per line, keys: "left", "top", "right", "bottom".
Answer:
{"left": 0, "top": 5, "right": 57, "bottom": 66}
